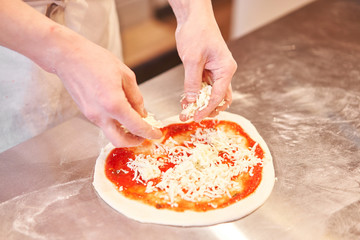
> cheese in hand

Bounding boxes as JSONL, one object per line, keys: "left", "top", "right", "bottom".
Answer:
{"left": 181, "top": 83, "right": 225, "bottom": 118}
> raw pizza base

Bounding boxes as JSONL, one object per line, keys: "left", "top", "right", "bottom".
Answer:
{"left": 93, "top": 111, "right": 275, "bottom": 226}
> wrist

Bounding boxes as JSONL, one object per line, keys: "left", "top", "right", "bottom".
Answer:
{"left": 168, "top": 0, "right": 214, "bottom": 25}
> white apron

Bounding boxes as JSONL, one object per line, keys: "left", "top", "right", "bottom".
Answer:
{"left": 0, "top": 0, "right": 122, "bottom": 152}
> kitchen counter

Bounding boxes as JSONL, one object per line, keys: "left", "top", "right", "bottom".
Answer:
{"left": 1, "top": 0, "right": 359, "bottom": 239}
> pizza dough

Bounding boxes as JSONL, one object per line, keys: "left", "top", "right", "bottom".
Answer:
{"left": 93, "top": 111, "right": 275, "bottom": 226}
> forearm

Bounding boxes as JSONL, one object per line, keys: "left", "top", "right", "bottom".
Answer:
{"left": 168, "top": 0, "right": 216, "bottom": 26}
{"left": 0, "top": 0, "right": 83, "bottom": 73}
{"left": 0, "top": 0, "right": 162, "bottom": 146}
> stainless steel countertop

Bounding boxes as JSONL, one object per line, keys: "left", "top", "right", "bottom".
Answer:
{"left": 1, "top": 0, "right": 360, "bottom": 239}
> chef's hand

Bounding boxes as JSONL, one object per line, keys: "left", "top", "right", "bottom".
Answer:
{"left": 169, "top": 0, "right": 237, "bottom": 122}
{"left": 54, "top": 35, "right": 163, "bottom": 147}
{"left": 0, "top": 1, "right": 162, "bottom": 147}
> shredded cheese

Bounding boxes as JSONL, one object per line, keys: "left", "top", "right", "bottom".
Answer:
{"left": 143, "top": 113, "right": 163, "bottom": 128}
{"left": 181, "top": 82, "right": 226, "bottom": 118}
{"left": 127, "top": 154, "right": 162, "bottom": 183}
{"left": 120, "top": 112, "right": 163, "bottom": 134}
{"left": 124, "top": 124, "right": 263, "bottom": 206}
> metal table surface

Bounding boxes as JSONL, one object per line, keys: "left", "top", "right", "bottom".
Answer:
{"left": 1, "top": 0, "right": 360, "bottom": 239}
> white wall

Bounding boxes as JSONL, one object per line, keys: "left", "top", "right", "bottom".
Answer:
{"left": 231, "top": 0, "right": 315, "bottom": 39}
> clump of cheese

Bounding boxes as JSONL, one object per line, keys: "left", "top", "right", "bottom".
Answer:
{"left": 127, "top": 154, "right": 161, "bottom": 183}
{"left": 125, "top": 123, "right": 263, "bottom": 207}
{"left": 143, "top": 113, "right": 163, "bottom": 128}
{"left": 120, "top": 112, "right": 163, "bottom": 134}
{"left": 181, "top": 83, "right": 226, "bottom": 118}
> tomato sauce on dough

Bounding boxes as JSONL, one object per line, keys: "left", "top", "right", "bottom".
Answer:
{"left": 105, "top": 120, "right": 264, "bottom": 212}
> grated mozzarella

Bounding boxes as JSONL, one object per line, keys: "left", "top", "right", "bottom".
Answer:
{"left": 143, "top": 113, "right": 163, "bottom": 128}
{"left": 120, "top": 113, "right": 163, "bottom": 134}
{"left": 181, "top": 82, "right": 225, "bottom": 118}
{"left": 124, "top": 125, "right": 263, "bottom": 206}
{"left": 127, "top": 154, "right": 162, "bottom": 183}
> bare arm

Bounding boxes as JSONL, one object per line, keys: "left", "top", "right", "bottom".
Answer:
{"left": 0, "top": 0, "right": 162, "bottom": 147}
{"left": 168, "top": 0, "right": 237, "bottom": 122}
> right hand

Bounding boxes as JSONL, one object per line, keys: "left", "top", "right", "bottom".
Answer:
{"left": 52, "top": 32, "right": 162, "bottom": 147}
{"left": 0, "top": 1, "right": 163, "bottom": 147}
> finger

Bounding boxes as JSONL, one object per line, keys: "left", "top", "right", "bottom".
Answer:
{"left": 179, "top": 92, "right": 196, "bottom": 122}
{"left": 220, "top": 84, "right": 233, "bottom": 110}
{"left": 208, "top": 108, "right": 220, "bottom": 118}
{"left": 109, "top": 99, "right": 162, "bottom": 139}
{"left": 179, "top": 115, "right": 186, "bottom": 122}
{"left": 102, "top": 119, "right": 145, "bottom": 147}
{"left": 183, "top": 61, "right": 204, "bottom": 103}
{"left": 121, "top": 68, "right": 147, "bottom": 117}
{"left": 180, "top": 92, "right": 197, "bottom": 107}
{"left": 179, "top": 112, "right": 191, "bottom": 122}
{"left": 208, "top": 82, "right": 233, "bottom": 117}
{"left": 180, "top": 61, "right": 205, "bottom": 121}
{"left": 208, "top": 90, "right": 232, "bottom": 117}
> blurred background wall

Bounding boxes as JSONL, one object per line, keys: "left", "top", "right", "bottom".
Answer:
{"left": 115, "top": 0, "right": 315, "bottom": 83}
{"left": 231, "top": 0, "right": 315, "bottom": 39}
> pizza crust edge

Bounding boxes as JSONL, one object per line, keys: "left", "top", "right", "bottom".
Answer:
{"left": 93, "top": 111, "right": 275, "bottom": 226}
